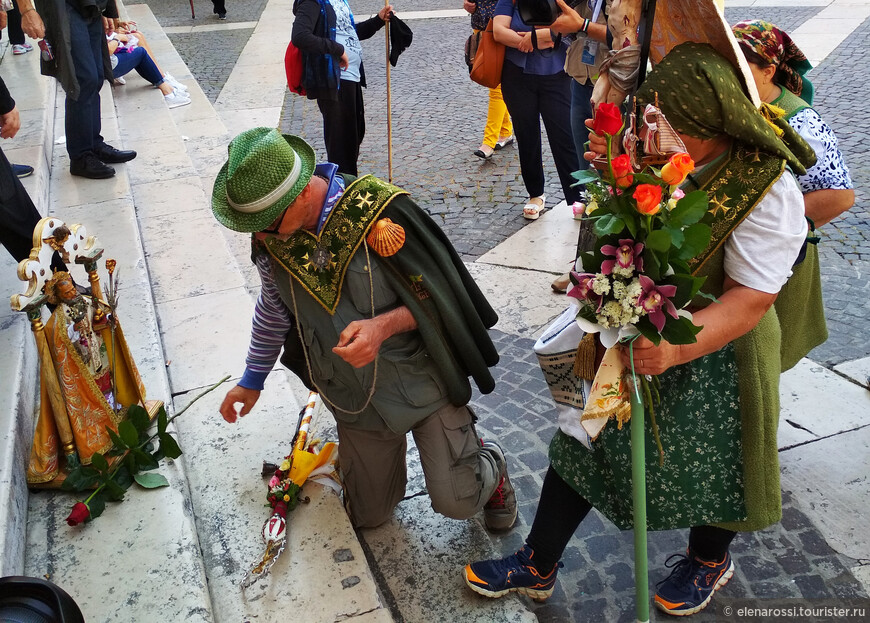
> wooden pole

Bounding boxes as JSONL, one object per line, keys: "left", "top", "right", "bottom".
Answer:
{"left": 385, "top": 1, "right": 392, "bottom": 182}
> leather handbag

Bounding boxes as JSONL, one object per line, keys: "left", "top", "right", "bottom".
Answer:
{"left": 469, "top": 20, "right": 505, "bottom": 89}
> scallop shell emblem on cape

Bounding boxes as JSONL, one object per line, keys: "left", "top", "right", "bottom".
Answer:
{"left": 366, "top": 218, "right": 406, "bottom": 257}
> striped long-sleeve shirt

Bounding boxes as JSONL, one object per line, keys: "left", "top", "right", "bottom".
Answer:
{"left": 237, "top": 164, "right": 345, "bottom": 391}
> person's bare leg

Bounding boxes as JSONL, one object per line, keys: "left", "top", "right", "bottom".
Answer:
{"left": 128, "top": 31, "right": 165, "bottom": 76}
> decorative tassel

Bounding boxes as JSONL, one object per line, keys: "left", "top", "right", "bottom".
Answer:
{"left": 573, "top": 333, "right": 598, "bottom": 380}
{"left": 759, "top": 102, "right": 786, "bottom": 137}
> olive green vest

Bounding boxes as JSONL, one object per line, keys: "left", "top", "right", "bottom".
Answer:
{"left": 770, "top": 86, "right": 828, "bottom": 371}
{"left": 268, "top": 247, "right": 450, "bottom": 433}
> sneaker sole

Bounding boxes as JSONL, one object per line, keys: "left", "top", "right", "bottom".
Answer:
{"left": 654, "top": 559, "right": 735, "bottom": 616}
{"left": 464, "top": 574, "right": 554, "bottom": 603}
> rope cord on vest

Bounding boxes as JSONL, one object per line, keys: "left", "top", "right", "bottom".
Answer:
{"left": 290, "top": 243, "right": 379, "bottom": 415}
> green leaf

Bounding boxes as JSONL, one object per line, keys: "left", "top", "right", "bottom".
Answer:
{"left": 646, "top": 229, "right": 672, "bottom": 252}
{"left": 114, "top": 465, "right": 134, "bottom": 490}
{"left": 127, "top": 404, "right": 150, "bottom": 434}
{"left": 132, "top": 447, "right": 160, "bottom": 471}
{"left": 642, "top": 247, "right": 661, "bottom": 281}
{"left": 157, "top": 407, "right": 168, "bottom": 435}
{"left": 676, "top": 223, "right": 713, "bottom": 260}
{"left": 669, "top": 191, "right": 709, "bottom": 226}
{"left": 60, "top": 466, "right": 102, "bottom": 492}
{"left": 594, "top": 214, "right": 626, "bottom": 236}
{"left": 570, "top": 169, "right": 601, "bottom": 185}
{"left": 103, "top": 478, "right": 127, "bottom": 502}
{"left": 158, "top": 432, "right": 183, "bottom": 460}
{"left": 666, "top": 226, "right": 685, "bottom": 248}
{"left": 134, "top": 472, "right": 170, "bottom": 489}
{"left": 666, "top": 274, "right": 706, "bottom": 309}
{"left": 107, "top": 428, "right": 128, "bottom": 451}
{"left": 90, "top": 452, "right": 109, "bottom": 474}
{"left": 635, "top": 318, "right": 663, "bottom": 346}
{"left": 118, "top": 420, "right": 139, "bottom": 449}
{"left": 88, "top": 492, "right": 107, "bottom": 520}
{"left": 660, "top": 316, "right": 703, "bottom": 345}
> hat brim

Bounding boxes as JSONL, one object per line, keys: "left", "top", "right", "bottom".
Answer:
{"left": 212, "top": 134, "right": 317, "bottom": 233}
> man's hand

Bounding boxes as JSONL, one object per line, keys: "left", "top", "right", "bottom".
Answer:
{"left": 103, "top": 16, "right": 113, "bottom": 35}
{"left": 333, "top": 318, "right": 389, "bottom": 368}
{"left": 463, "top": 0, "right": 475, "bottom": 15}
{"left": 378, "top": 4, "right": 394, "bottom": 21}
{"left": 332, "top": 305, "right": 417, "bottom": 368}
{"left": 219, "top": 385, "right": 261, "bottom": 423}
{"left": 20, "top": 6, "right": 45, "bottom": 39}
{"left": 339, "top": 51, "right": 349, "bottom": 70}
{"left": 0, "top": 106, "right": 21, "bottom": 140}
{"left": 550, "top": 0, "right": 584, "bottom": 35}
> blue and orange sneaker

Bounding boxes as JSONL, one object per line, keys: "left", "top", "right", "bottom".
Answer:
{"left": 464, "top": 544, "right": 562, "bottom": 602}
{"left": 654, "top": 550, "right": 735, "bottom": 616}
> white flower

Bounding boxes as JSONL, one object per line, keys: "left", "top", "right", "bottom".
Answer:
{"left": 592, "top": 274, "right": 611, "bottom": 296}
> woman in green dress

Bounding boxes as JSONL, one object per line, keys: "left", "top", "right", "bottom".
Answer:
{"left": 463, "top": 42, "right": 816, "bottom": 617}
{"left": 732, "top": 20, "right": 855, "bottom": 371}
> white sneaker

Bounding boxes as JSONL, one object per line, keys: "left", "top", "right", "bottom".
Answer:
{"left": 163, "top": 73, "right": 189, "bottom": 93}
{"left": 164, "top": 90, "right": 191, "bottom": 109}
{"left": 113, "top": 76, "right": 126, "bottom": 85}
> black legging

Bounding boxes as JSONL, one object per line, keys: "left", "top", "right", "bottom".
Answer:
{"left": 525, "top": 466, "right": 737, "bottom": 572}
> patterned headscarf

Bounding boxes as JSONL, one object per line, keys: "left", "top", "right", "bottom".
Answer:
{"left": 731, "top": 20, "right": 814, "bottom": 105}
{"left": 636, "top": 42, "right": 815, "bottom": 175}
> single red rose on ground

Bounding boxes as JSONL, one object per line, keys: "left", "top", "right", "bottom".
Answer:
{"left": 660, "top": 152, "right": 695, "bottom": 186}
{"left": 633, "top": 184, "right": 663, "bottom": 215}
{"left": 611, "top": 154, "right": 634, "bottom": 188}
{"left": 593, "top": 102, "right": 624, "bottom": 136}
{"left": 66, "top": 502, "right": 90, "bottom": 526}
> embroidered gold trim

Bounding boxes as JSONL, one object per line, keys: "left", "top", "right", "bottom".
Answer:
{"left": 265, "top": 175, "right": 408, "bottom": 314}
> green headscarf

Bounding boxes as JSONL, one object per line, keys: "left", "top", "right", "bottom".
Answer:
{"left": 636, "top": 42, "right": 815, "bottom": 175}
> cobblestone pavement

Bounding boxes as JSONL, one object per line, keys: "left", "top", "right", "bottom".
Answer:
{"left": 149, "top": 2, "right": 869, "bottom": 620}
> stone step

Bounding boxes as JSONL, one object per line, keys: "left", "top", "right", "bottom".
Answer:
{"left": 0, "top": 33, "right": 59, "bottom": 577}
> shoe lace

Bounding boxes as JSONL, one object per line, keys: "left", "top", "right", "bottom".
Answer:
{"left": 657, "top": 552, "right": 694, "bottom": 588}
{"left": 486, "top": 477, "right": 506, "bottom": 509}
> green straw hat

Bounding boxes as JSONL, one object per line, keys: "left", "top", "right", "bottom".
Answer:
{"left": 212, "top": 127, "right": 316, "bottom": 233}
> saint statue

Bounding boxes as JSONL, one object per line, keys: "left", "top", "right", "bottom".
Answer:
{"left": 11, "top": 218, "right": 159, "bottom": 488}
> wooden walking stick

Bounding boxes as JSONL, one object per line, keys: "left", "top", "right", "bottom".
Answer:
{"left": 384, "top": 0, "right": 392, "bottom": 182}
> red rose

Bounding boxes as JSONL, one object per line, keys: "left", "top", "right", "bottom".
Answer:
{"left": 633, "top": 184, "right": 664, "bottom": 215}
{"left": 66, "top": 502, "right": 90, "bottom": 526}
{"left": 611, "top": 154, "right": 634, "bottom": 188}
{"left": 593, "top": 102, "right": 624, "bottom": 137}
{"left": 660, "top": 152, "right": 695, "bottom": 186}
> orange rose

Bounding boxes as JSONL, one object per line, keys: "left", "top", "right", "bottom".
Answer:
{"left": 611, "top": 154, "right": 634, "bottom": 188}
{"left": 660, "top": 152, "right": 695, "bottom": 186}
{"left": 633, "top": 184, "right": 663, "bottom": 215}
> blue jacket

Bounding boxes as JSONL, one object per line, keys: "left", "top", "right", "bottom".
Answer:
{"left": 291, "top": 0, "right": 385, "bottom": 101}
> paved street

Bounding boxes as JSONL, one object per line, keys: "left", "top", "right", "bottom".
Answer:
{"left": 2, "top": 1, "right": 867, "bottom": 621}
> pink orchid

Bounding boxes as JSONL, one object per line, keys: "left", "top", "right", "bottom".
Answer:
{"left": 601, "top": 239, "right": 644, "bottom": 275}
{"left": 566, "top": 272, "right": 597, "bottom": 301}
{"left": 637, "top": 275, "right": 679, "bottom": 331}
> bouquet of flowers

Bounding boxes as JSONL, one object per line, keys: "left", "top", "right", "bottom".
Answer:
{"left": 568, "top": 102, "right": 713, "bottom": 349}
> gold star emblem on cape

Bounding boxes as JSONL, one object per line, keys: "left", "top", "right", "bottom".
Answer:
{"left": 264, "top": 175, "right": 408, "bottom": 314}
{"left": 709, "top": 193, "right": 732, "bottom": 217}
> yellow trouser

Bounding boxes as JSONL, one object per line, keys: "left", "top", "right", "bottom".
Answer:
{"left": 483, "top": 84, "right": 512, "bottom": 148}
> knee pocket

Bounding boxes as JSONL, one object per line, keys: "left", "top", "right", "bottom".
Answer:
{"left": 437, "top": 408, "right": 483, "bottom": 505}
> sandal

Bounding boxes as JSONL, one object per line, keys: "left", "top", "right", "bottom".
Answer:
{"left": 474, "top": 144, "right": 494, "bottom": 160}
{"left": 522, "top": 195, "right": 546, "bottom": 220}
